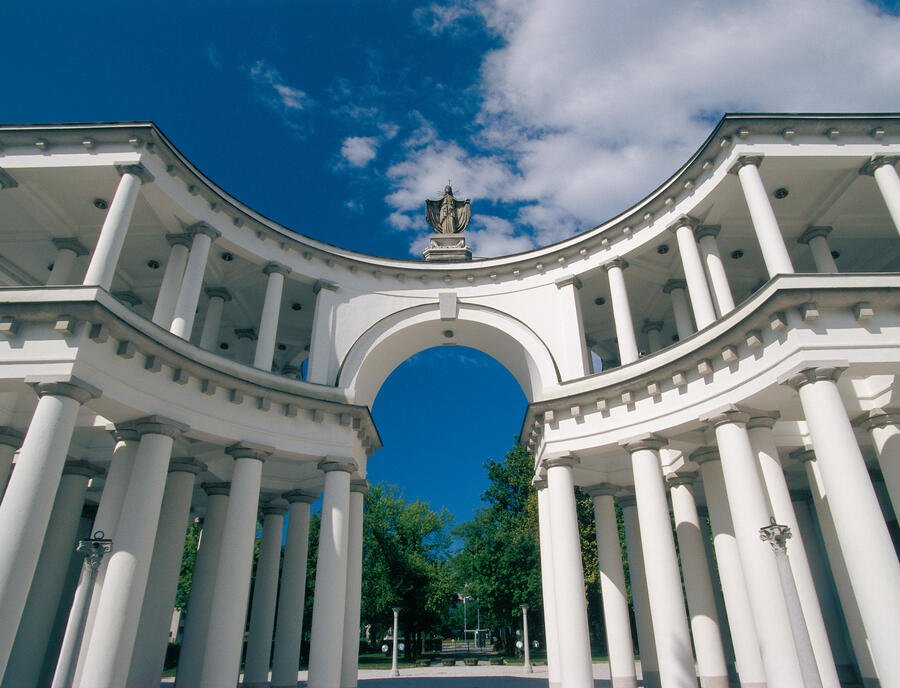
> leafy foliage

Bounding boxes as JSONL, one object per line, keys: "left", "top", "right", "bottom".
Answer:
{"left": 174, "top": 520, "right": 201, "bottom": 610}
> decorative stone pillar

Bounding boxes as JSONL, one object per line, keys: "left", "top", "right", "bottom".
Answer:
{"left": 47, "top": 238, "right": 89, "bottom": 285}
{"left": 198, "top": 443, "right": 270, "bottom": 688}
{"left": 307, "top": 280, "right": 340, "bottom": 384}
{"left": 692, "top": 448, "right": 766, "bottom": 688}
{"left": 169, "top": 223, "right": 221, "bottom": 340}
{"left": 641, "top": 321, "right": 664, "bottom": 354}
{"left": 666, "top": 473, "right": 729, "bottom": 688}
{"left": 855, "top": 408, "right": 900, "bottom": 516}
{"left": 175, "top": 482, "right": 230, "bottom": 688}
{"left": 83, "top": 164, "right": 153, "bottom": 290}
{"left": 151, "top": 233, "right": 192, "bottom": 327}
{"left": 544, "top": 456, "right": 593, "bottom": 688}
{"left": 786, "top": 368, "right": 900, "bottom": 686}
{"left": 0, "top": 426, "right": 23, "bottom": 492}
{"left": 669, "top": 216, "right": 717, "bottom": 330}
{"left": 798, "top": 227, "right": 839, "bottom": 273}
{"left": 235, "top": 327, "right": 258, "bottom": 364}
{"left": 534, "top": 479, "right": 562, "bottom": 688}
{"left": 695, "top": 225, "right": 735, "bottom": 316}
{"left": 2, "top": 460, "right": 100, "bottom": 688}
{"left": 253, "top": 263, "right": 290, "bottom": 371}
{"left": 271, "top": 489, "right": 317, "bottom": 688}
{"left": 198, "top": 287, "right": 231, "bottom": 351}
{"left": 341, "top": 480, "right": 369, "bottom": 688}
{"left": 748, "top": 414, "right": 840, "bottom": 687}
{"left": 861, "top": 156, "right": 900, "bottom": 235}
{"left": 553, "top": 275, "right": 591, "bottom": 378}
{"left": 0, "top": 379, "right": 99, "bottom": 678}
{"left": 603, "top": 259, "right": 639, "bottom": 365}
{"left": 623, "top": 438, "right": 696, "bottom": 687}
{"left": 618, "top": 494, "right": 659, "bottom": 688}
{"left": 79, "top": 416, "right": 185, "bottom": 688}
{"left": 731, "top": 156, "right": 794, "bottom": 277}
{"left": 244, "top": 502, "right": 289, "bottom": 688}
{"left": 308, "top": 458, "right": 356, "bottom": 688}
{"left": 586, "top": 484, "right": 636, "bottom": 688}
{"left": 127, "top": 458, "right": 205, "bottom": 688}
{"left": 663, "top": 279, "right": 694, "bottom": 340}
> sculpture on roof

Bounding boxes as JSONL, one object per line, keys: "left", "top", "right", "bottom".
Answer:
{"left": 426, "top": 185, "right": 471, "bottom": 235}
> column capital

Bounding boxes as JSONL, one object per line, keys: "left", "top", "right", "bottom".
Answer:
{"left": 108, "top": 425, "right": 140, "bottom": 444}
{"left": 542, "top": 455, "right": 579, "bottom": 470}
{"left": 662, "top": 278, "right": 687, "bottom": 294}
{"left": 283, "top": 488, "right": 318, "bottom": 503}
{"left": 188, "top": 221, "right": 221, "bottom": 241}
{"left": 205, "top": 286, "right": 232, "bottom": 302}
{"left": 747, "top": 410, "right": 780, "bottom": 430}
{"left": 641, "top": 320, "right": 664, "bottom": 334}
{"left": 350, "top": 479, "right": 370, "bottom": 494}
{"left": 689, "top": 446, "right": 720, "bottom": 465}
{"left": 554, "top": 275, "right": 582, "bottom": 290}
{"left": 798, "top": 226, "right": 832, "bottom": 245}
{"left": 234, "top": 327, "right": 258, "bottom": 341}
{"left": 63, "top": 459, "right": 104, "bottom": 478}
{"left": 602, "top": 257, "right": 628, "bottom": 272}
{"left": 262, "top": 503, "right": 289, "bottom": 517}
{"left": 585, "top": 482, "right": 618, "bottom": 497}
{"left": 694, "top": 224, "right": 721, "bottom": 240}
{"left": 202, "top": 481, "right": 231, "bottom": 496}
{"left": 666, "top": 214, "right": 698, "bottom": 233}
{"left": 33, "top": 377, "right": 101, "bottom": 404}
{"left": 318, "top": 457, "right": 356, "bottom": 474}
{"left": 789, "top": 447, "right": 817, "bottom": 463}
{"left": 0, "top": 166, "right": 18, "bottom": 190}
{"left": 51, "top": 237, "right": 89, "bottom": 256}
{"left": 854, "top": 408, "right": 900, "bottom": 431}
{"left": 616, "top": 494, "right": 637, "bottom": 509}
{"left": 263, "top": 262, "right": 291, "bottom": 277}
{"left": 113, "top": 290, "right": 142, "bottom": 307}
{"left": 226, "top": 441, "right": 273, "bottom": 462}
{"left": 169, "top": 457, "right": 207, "bottom": 475}
{"left": 132, "top": 415, "right": 189, "bottom": 438}
{"left": 115, "top": 162, "right": 155, "bottom": 184}
{"left": 166, "top": 232, "right": 193, "bottom": 248}
{"left": 704, "top": 408, "right": 751, "bottom": 428}
{"left": 530, "top": 476, "right": 547, "bottom": 491}
{"left": 313, "top": 279, "right": 339, "bottom": 294}
{"left": 665, "top": 473, "right": 697, "bottom": 488}
{"left": 783, "top": 366, "right": 845, "bottom": 391}
{"left": 859, "top": 155, "right": 899, "bottom": 176}
{"left": 729, "top": 155, "right": 764, "bottom": 175}
{"left": 0, "top": 426, "right": 24, "bottom": 448}
{"left": 620, "top": 433, "right": 666, "bottom": 453}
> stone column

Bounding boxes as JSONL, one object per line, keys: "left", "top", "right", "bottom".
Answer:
{"left": 554, "top": 275, "right": 591, "bottom": 378}
{"left": 127, "top": 458, "right": 205, "bottom": 688}
{"left": 0, "top": 379, "right": 98, "bottom": 679}
{"left": 544, "top": 456, "right": 593, "bottom": 688}
{"left": 83, "top": 164, "right": 153, "bottom": 290}
{"left": 670, "top": 216, "right": 717, "bottom": 329}
{"left": 534, "top": 479, "right": 562, "bottom": 688}
{"left": 786, "top": 368, "right": 900, "bottom": 685}
{"left": 641, "top": 321, "right": 664, "bottom": 354}
{"left": 235, "top": 328, "right": 258, "bottom": 364}
{"left": 198, "top": 287, "right": 231, "bottom": 351}
{"left": 798, "top": 227, "right": 839, "bottom": 273}
{"left": 710, "top": 411, "right": 804, "bottom": 685}
{"left": 308, "top": 458, "right": 355, "bottom": 688}
{"left": 0, "top": 426, "right": 23, "bottom": 492}
{"left": 244, "top": 502, "right": 289, "bottom": 688}
{"left": 198, "top": 443, "right": 270, "bottom": 688}
{"left": 695, "top": 225, "right": 735, "bottom": 316}
{"left": 254, "top": 263, "right": 290, "bottom": 371}
{"left": 692, "top": 448, "right": 766, "bottom": 688}
{"left": 271, "top": 489, "right": 317, "bottom": 688}
{"left": 618, "top": 495, "right": 659, "bottom": 688}
{"left": 341, "top": 480, "right": 368, "bottom": 688}
{"left": 666, "top": 474, "right": 729, "bottom": 688}
{"left": 624, "top": 438, "right": 696, "bottom": 687}
{"left": 855, "top": 408, "right": 900, "bottom": 516}
{"left": 731, "top": 156, "right": 794, "bottom": 277}
{"left": 307, "top": 281, "right": 340, "bottom": 384}
{"left": 861, "top": 156, "right": 900, "bottom": 235}
{"left": 175, "top": 483, "right": 230, "bottom": 688}
{"left": 663, "top": 279, "right": 694, "bottom": 340}
{"left": 603, "top": 259, "right": 639, "bottom": 365}
{"left": 2, "top": 460, "right": 100, "bottom": 688}
{"left": 169, "top": 223, "right": 220, "bottom": 340}
{"left": 48, "top": 238, "right": 89, "bottom": 285}
{"left": 587, "top": 484, "right": 636, "bottom": 688}
{"left": 748, "top": 414, "right": 840, "bottom": 687}
{"left": 151, "top": 233, "right": 192, "bottom": 327}
{"left": 79, "top": 416, "right": 185, "bottom": 688}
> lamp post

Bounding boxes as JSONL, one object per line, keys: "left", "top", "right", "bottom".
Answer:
{"left": 390, "top": 606, "right": 400, "bottom": 677}
{"left": 759, "top": 517, "right": 822, "bottom": 688}
{"left": 51, "top": 531, "right": 113, "bottom": 688}
{"left": 520, "top": 604, "right": 533, "bottom": 673}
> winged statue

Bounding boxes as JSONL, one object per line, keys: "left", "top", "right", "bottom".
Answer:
{"left": 425, "top": 185, "right": 471, "bottom": 234}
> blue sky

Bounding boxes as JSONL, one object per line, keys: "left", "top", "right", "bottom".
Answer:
{"left": 4, "top": 0, "right": 899, "bottom": 521}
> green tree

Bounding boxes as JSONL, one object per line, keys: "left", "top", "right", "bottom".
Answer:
{"left": 174, "top": 520, "right": 201, "bottom": 611}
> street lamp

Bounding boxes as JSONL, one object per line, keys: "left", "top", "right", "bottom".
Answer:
{"left": 390, "top": 607, "right": 401, "bottom": 677}
{"left": 759, "top": 517, "right": 822, "bottom": 688}
{"left": 520, "top": 604, "right": 532, "bottom": 673}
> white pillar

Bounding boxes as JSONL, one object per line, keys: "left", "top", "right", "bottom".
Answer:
{"left": 48, "top": 238, "right": 88, "bottom": 285}
{"left": 169, "top": 223, "right": 220, "bottom": 340}
{"left": 603, "top": 259, "right": 639, "bottom": 365}
{"left": 127, "top": 458, "right": 204, "bottom": 688}
{"left": 390, "top": 607, "right": 400, "bottom": 677}
{"left": 623, "top": 438, "right": 695, "bottom": 688}
{"left": 271, "top": 489, "right": 316, "bottom": 688}
{"left": 521, "top": 604, "right": 532, "bottom": 673}
{"left": 787, "top": 368, "right": 900, "bottom": 685}
{"left": 695, "top": 226, "right": 735, "bottom": 316}
{"left": 670, "top": 217, "right": 717, "bottom": 329}
{"left": 554, "top": 275, "right": 590, "bottom": 378}
{"left": 544, "top": 456, "right": 593, "bottom": 688}
{"left": 83, "top": 164, "right": 152, "bottom": 289}
{"left": 798, "top": 227, "right": 839, "bottom": 273}
{"left": 235, "top": 328, "right": 258, "bottom": 364}
{"left": 0, "top": 426, "right": 23, "bottom": 493}
{"left": 340, "top": 480, "right": 368, "bottom": 688}
{"left": 534, "top": 479, "right": 562, "bottom": 688}
{"left": 175, "top": 482, "right": 230, "bottom": 688}
{"left": 618, "top": 495, "right": 659, "bottom": 688}
{"left": 856, "top": 408, "right": 900, "bottom": 516}
{"left": 0, "top": 380, "right": 97, "bottom": 681}
{"left": 663, "top": 279, "right": 694, "bottom": 340}
{"left": 198, "top": 287, "right": 230, "bottom": 351}
{"left": 151, "top": 233, "right": 192, "bottom": 327}
{"left": 863, "top": 156, "right": 900, "bottom": 235}
{"left": 198, "top": 443, "right": 269, "bottom": 688}
{"left": 748, "top": 414, "right": 840, "bottom": 687}
{"left": 244, "top": 503, "right": 288, "bottom": 688}
{"left": 2, "top": 461, "right": 98, "bottom": 688}
{"left": 732, "top": 156, "right": 794, "bottom": 277}
{"left": 308, "top": 459, "right": 355, "bottom": 688}
{"left": 666, "top": 474, "right": 729, "bottom": 688}
{"left": 641, "top": 321, "right": 663, "bottom": 354}
{"left": 692, "top": 449, "right": 766, "bottom": 688}
{"left": 78, "top": 417, "right": 184, "bottom": 688}
{"left": 587, "top": 484, "right": 636, "bottom": 688}
{"left": 254, "top": 263, "right": 289, "bottom": 371}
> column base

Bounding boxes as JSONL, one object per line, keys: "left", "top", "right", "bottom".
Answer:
{"left": 611, "top": 676, "right": 638, "bottom": 688}
{"left": 699, "top": 675, "right": 730, "bottom": 688}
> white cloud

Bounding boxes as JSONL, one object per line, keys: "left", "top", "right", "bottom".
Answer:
{"left": 248, "top": 60, "right": 312, "bottom": 129}
{"left": 206, "top": 44, "right": 222, "bottom": 70}
{"left": 341, "top": 136, "right": 379, "bottom": 167}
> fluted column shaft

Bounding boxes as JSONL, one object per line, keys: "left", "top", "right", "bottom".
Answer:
{"left": 604, "top": 260, "right": 639, "bottom": 364}
{"left": 663, "top": 280, "right": 694, "bottom": 340}
{"left": 170, "top": 225, "right": 219, "bottom": 340}
{"left": 733, "top": 157, "right": 794, "bottom": 276}
{"left": 869, "top": 158, "right": 900, "bottom": 234}
{"left": 152, "top": 234, "right": 191, "bottom": 327}
{"left": 696, "top": 226, "right": 735, "bottom": 316}
{"left": 340, "top": 481, "right": 368, "bottom": 688}
{"left": 255, "top": 264, "right": 289, "bottom": 370}
{"left": 671, "top": 219, "right": 717, "bottom": 329}
{"left": 535, "top": 481, "right": 562, "bottom": 688}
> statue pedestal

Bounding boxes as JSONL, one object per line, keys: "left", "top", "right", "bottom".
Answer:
{"left": 423, "top": 232, "right": 472, "bottom": 262}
